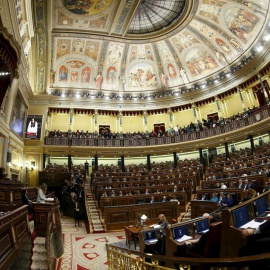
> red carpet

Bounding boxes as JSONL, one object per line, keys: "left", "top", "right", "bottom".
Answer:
{"left": 57, "top": 216, "right": 126, "bottom": 270}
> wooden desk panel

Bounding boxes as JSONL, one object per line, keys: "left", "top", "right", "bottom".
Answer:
{"left": 100, "top": 192, "right": 186, "bottom": 213}
{"left": 39, "top": 172, "right": 70, "bottom": 187}
{"left": 0, "top": 205, "right": 30, "bottom": 270}
{"left": 190, "top": 200, "right": 219, "bottom": 219}
{"left": 104, "top": 201, "right": 178, "bottom": 230}
{"left": 0, "top": 180, "right": 23, "bottom": 211}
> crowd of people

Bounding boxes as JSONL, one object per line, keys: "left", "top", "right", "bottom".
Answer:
{"left": 62, "top": 170, "right": 85, "bottom": 203}
{"left": 46, "top": 106, "right": 259, "bottom": 140}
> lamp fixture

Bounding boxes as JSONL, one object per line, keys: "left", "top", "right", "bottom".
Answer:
{"left": 141, "top": 214, "right": 147, "bottom": 226}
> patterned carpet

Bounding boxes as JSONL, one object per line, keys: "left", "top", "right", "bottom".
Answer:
{"left": 56, "top": 216, "right": 127, "bottom": 270}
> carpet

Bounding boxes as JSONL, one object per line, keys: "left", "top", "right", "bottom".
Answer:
{"left": 57, "top": 216, "right": 127, "bottom": 270}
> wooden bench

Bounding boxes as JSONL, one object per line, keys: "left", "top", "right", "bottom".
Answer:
{"left": 100, "top": 191, "right": 187, "bottom": 213}
{"left": 104, "top": 201, "right": 178, "bottom": 230}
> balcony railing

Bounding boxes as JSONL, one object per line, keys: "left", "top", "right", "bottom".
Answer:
{"left": 44, "top": 106, "right": 270, "bottom": 147}
{"left": 106, "top": 243, "right": 270, "bottom": 270}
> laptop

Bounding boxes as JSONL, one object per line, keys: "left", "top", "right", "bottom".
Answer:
{"left": 172, "top": 225, "right": 192, "bottom": 242}
{"left": 143, "top": 230, "right": 158, "bottom": 244}
{"left": 197, "top": 219, "right": 209, "bottom": 234}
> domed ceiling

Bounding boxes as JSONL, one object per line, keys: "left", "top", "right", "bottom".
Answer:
{"left": 47, "top": 0, "right": 270, "bottom": 103}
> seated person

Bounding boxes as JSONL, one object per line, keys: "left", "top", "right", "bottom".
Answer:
{"left": 22, "top": 189, "right": 33, "bottom": 213}
{"left": 210, "top": 193, "right": 218, "bottom": 202}
{"left": 174, "top": 213, "right": 222, "bottom": 261}
{"left": 221, "top": 193, "right": 234, "bottom": 207}
{"left": 37, "top": 183, "right": 54, "bottom": 203}
{"left": 240, "top": 220, "right": 270, "bottom": 269}
{"left": 170, "top": 195, "right": 180, "bottom": 204}
{"left": 240, "top": 219, "right": 270, "bottom": 256}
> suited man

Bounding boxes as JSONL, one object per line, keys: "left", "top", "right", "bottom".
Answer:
{"left": 263, "top": 178, "right": 270, "bottom": 192}
{"left": 172, "top": 185, "right": 178, "bottom": 192}
{"left": 243, "top": 179, "right": 249, "bottom": 190}
{"left": 201, "top": 193, "right": 210, "bottom": 200}
{"left": 247, "top": 180, "right": 255, "bottom": 190}
{"left": 217, "top": 192, "right": 227, "bottom": 206}
{"left": 238, "top": 179, "right": 245, "bottom": 189}
{"left": 240, "top": 219, "right": 270, "bottom": 269}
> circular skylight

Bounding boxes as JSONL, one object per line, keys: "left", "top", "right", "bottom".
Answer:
{"left": 128, "top": 0, "right": 186, "bottom": 34}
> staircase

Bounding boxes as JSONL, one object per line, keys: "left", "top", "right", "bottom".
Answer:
{"left": 8, "top": 237, "right": 32, "bottom": 270}
{"left": 30, "top": 237, "right": 48, "bottom": 270}
{"left": 85, "top": 180, "right": 105, "bottom": 233}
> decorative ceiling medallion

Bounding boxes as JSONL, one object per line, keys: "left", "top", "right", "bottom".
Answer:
{"left": 61, "top": 0, "right": 112, "bottom": 16}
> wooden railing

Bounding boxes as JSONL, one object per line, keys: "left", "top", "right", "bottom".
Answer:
{"left": 0, "top": 180, "right": 23, "bottom": 211}
{"left": 104, "top": 201, "right": 178, "bottom": 230}
{"left": 44, "top": 106, "right": 270, "bottom": 147}
{"left": 33, "top": 199, "right": 61, "bottom": 235}
{"left": 106, "top": 190, "right": 270, "bottom": 269}
{"left": 106, "top": 243, "right": 270, "bottom": 270}
{"left": 0, "top": 205, "right": 30, "bottom": 270}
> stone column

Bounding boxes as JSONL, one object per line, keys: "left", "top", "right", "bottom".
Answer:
{"left": 248, "top": 135, "right": 255, "bottom": 154}
{"left": 121, "top": 155, "right": 125, "bottom": 172}
{"left": 94, "top": 155, "right": 98, "bottom": 172}
{"left": 224, "top": 142, "right": 230, "bottom": 159}
{"left": 4, "top": 74, "right": 19, "bottom": 123}
{"left": 192, "top": 103, "right": 197, "bottom": 122}
{"left": 147, "top": 154, "right": 151, "bottom": 171}
{"left": 143, "top": 110, "right": 148, "bottom": 132}
{"left": 215, "top": 96, "right": 222, "bottom": 117}
{"left": 173, "top": 152, "right": 178, "bottom": 168}
{"left": 119, "top": 111, "right": 123, "bottom": 139}
{"left": 237, "top": 87, "right": 246, "bottom": 112}
{"left": 68, "top": 155, "right": 72, "bottom": 171}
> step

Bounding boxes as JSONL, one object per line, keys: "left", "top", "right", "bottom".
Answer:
{"left": 34, "top": 237, "right": 46, "bottom": 245}
{"left": 32, "top": 252, "right": 47, "bottom": 261}
{"left": 31, "top": 261, "right": 48, "bottom": 270}
{"left": 33, "top": 245, "right": 46, "bottom": 253}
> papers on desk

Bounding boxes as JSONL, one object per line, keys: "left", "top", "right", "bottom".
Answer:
{"left": 150, "top": 224, "right": 161, "bottom": 229}
{"left": 240, "top": 219, "right": 266, "bottom": 229}
{"left": 147, "top": 239, "right": 158, "bottom": 243}
{"left": 198, "top": 229, "right": 209, "bottom": 234}
{"left": 145, "top": 239, "right": 158, "bottom": 245}
{"left": 175, "top": 235, "right": 193, "bottom": 242}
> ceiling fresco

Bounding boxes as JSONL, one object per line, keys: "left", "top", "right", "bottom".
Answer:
{"left": 49, "top": 0, "right": 270, "bottom": 97}
{"left": 61, "top": 0, "right": 113, "bottom": 16}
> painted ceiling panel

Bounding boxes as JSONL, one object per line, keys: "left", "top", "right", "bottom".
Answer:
{"left": 47, "top": 0, "right": 269, "bottom": 98}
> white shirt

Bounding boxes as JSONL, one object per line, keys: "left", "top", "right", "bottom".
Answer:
{"left": 37, "top": 189, "right": 47, "bottom": 203}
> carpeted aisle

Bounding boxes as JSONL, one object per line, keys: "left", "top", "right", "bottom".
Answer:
{"left": 57, "top": 216, "right": 126, "bottom": 270}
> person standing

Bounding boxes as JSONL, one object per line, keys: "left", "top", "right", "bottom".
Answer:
{"left": 155, "top": 214, "right": 169, "bottom": 256}
{"left": 84, "top": 160, "right": 89, "bottom": 175}
{"left": 74, "top": 200, "right": 80, "bottom": 227}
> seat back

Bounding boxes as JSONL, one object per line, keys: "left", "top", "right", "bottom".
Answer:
{"left": 203, "top": 221, "right": 222, "bottom": 257}
{"left": 124, "top": 226, "right": 133, "bottom": 241}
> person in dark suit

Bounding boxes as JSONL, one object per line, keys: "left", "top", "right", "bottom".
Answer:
{"left": 240, "top": 220, "right": 270, "bottom": 269}
{"left": 22, "top": 189, "right": 33, "bottom": 213}
{"left": 238, "top": 179, "right": 245, "bottom": 189}
{"left": 240, "top": 219, "right": 270, "bottom": 255}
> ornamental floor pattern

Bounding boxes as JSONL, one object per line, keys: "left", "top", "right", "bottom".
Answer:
{"left": 57, "top": 216, "right": 127, "bottom": 270}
